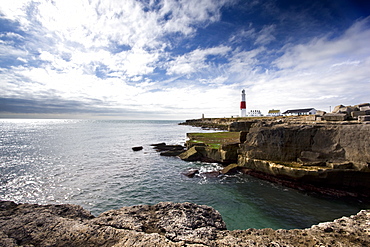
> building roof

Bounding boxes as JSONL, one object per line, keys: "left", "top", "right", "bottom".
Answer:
{"left": 282, "top": 108, "right": 315, "bottom": 114}
{"left": 268, "top": 109, "right": 280, "bottom": 113}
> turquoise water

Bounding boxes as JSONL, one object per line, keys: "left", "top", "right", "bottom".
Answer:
{"left": 0, "top": 119, "right": 368, "bottom": 230}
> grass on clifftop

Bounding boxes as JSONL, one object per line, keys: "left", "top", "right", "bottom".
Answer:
{"left": 187, "top": 132, "right": 240, "bottom": 149}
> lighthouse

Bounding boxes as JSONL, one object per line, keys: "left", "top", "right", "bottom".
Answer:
{"left": 240, "top": 89, "right": 246, "bottom": 117}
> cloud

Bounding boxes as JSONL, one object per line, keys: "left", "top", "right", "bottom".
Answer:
{"left": 254, "top": 24, "right": 276, "bottom": 45}
{"left": 274, "top": 17, "right": 370, "bottom": 71}
{"left": 247, "top": 17, "right": 370, "bottom": 112}
{"left": 0, "top": 1, "right": 369, "bottom": 119}
{"left": 166, "top": 46, "right": 231, "bottom": 75}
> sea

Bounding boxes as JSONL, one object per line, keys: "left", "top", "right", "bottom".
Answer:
{"left": 0, "top": 119, "right": 369, "bottom": 230}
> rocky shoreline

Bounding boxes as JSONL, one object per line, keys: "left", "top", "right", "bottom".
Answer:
{"left": 2, "top": 104, "right": 370, "bottom": 246}
{"left": 178, "top": 104, "right": 370, "bottom": 198}
{"left": 1, "top": 200, "right": 370, "bottom": 246}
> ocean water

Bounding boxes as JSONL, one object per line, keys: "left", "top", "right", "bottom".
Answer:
{"left": 0, "top": 119, "right": 368, "bottom": 230}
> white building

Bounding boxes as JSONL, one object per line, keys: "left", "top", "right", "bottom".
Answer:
{"left": 247, "top": 110, "right": 263, "bottom": 117}
{"left": 267, "top": 109, "right": 281, "bottom": 116}
{"left": 282, "top": 108, "right": 317, "bottom": 116}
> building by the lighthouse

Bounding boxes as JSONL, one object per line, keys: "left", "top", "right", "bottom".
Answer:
{"left": 240, "top": 89, "right": 246, "bottom": 117}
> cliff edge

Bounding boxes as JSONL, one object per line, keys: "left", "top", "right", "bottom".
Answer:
{"left": 1, "top": 200, "right": 369, "bottom": 246}
{"left": 238, "top": 121, "right": 370, "bottom": 197}
{"left": 180, "top": 115, "right": 370, "bottom": 197}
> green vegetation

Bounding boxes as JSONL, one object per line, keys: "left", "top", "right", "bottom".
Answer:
{"left": 187, "top": 132, "right": 240, "bottom": 149}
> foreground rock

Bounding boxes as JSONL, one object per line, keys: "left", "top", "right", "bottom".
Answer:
{"left": 1, "top": 200, "right": 370, "bottom": 246}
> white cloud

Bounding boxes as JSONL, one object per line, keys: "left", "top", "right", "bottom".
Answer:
{"left": 133, "top": 83, "right": 240, "bottom": 118}
{"left": 166, "top": 46, "right": 231, "bottom": 75}
{"left": 0, "top": 32, "right": 24, "bottom": 40}
{"left": 245, "top": 18, "right": 370, "bottom": 113}
{"left": 0, "top": 43, "right": 27, "bottom": 57}
{"left": 0, "top": 0, "right": 231, "bottom": 76}
{"left": 254, "top": 24, "right": 276, "bottom": 45}
{"left": 274, "top": 18, "right": 370, "bottom": 71}
{"left": 229, "top": 25, "right": 256, "bottom": 44}
{"left": 1, "top": 1, "right": 369, "bottom": 119}
{"left": 227, "top": 47, "right": 265, "bottom": 86}
{"left": 159, "top": 0, "right": 228, "bottom": 35}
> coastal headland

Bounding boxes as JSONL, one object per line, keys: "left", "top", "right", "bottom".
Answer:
{"left": 179, "top": 104, "right": 370, "bottom": 198}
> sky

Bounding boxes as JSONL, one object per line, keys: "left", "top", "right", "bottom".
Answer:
{"left": 0, "top": 0, "right": 369, "bottom": 120}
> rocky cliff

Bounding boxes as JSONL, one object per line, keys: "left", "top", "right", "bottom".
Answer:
{"left": 240, "top": 121, "right": 370, "bottom": 168}
{"left": 238, "top": 121, "right": 370, "bottom": 196}
{"left": 1, "top": 200, "right": 370, "bottom": 247}
{"left": 180, "top": 116, "right": 370, "bottom": 197}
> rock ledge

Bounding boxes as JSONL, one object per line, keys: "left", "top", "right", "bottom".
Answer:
{"left": 1, "top": 200, "right": 369, "bottom": 246}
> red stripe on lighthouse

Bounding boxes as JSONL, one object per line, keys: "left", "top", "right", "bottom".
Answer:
{"left": 240, "top": 101, "right": 246, "bottom": 109}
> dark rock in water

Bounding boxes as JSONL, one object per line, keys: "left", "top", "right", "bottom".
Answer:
{"left": 150, "top": 142, "right": 166, "bottom": 147}
{"left": 160, "top": 150, "right": 185, "bottom": 156}
{"left": 152, "top": 143, "right": 186, "bottom": 156}
{"left": 182, "top": 169, "right": 199, "bottom": 178}
{"left": 182, "top": 169, "right": 222, "bottom": 178}
{"left": 1, "top": 200, "right": 370, "bottom": 246}
{"left": 200, "top": 171, "right": 222, "bottom": 178}
{"left": 154, "top": 144, "right": 185, "bottom": 152}
{"left": 132, "top": 146, "right": 143, "bottom": 151}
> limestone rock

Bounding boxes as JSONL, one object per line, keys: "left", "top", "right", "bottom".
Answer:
{"left": 359, "top": 115, "right": 370, "bottom": 122}
{"left": 239, "top": 131, "right": 248, "bottom": 143}
{"left": 1, "top": 200, "right": 370, "bottom": 246}
{"left": 221, "top": 163, "right": 243, "bottom": 174}
{"left": 323, "top": 113, "right": 348, "bottom": 121}
{"left": 228, "top": 121, "right": 256, "bottom": 132}
{"left": 178, "top": 146, "right": 205, "bottom": 161}
{"left": 240, "top": 123, "right": 370, "bottom": 168}
{"left": 358, "top": 103, "right": 370, "bottom": 111}
{"left": 219, "top": 143, "right": 239, "bottom": 163}
{"left": 238, "top": 123, "right": 370, "bottom": 195}
{"left": 351, "top": 110, "right": 366, "bottom": 119}
{"left": 332, "top": 104, "right": 346, "bottom": 113}
{"left": 93, "top": 202, "right": 226, "bottom": 244}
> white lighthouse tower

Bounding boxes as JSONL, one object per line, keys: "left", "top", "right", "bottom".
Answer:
{"left": 240, "top": 89, "right": 246, "bottom": 117}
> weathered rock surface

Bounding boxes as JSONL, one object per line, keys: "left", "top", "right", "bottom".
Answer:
{"left": 238, "top": 121, "right": 370, "bottom": 196}
{"left": 240, "top": 122, "right": 370, "bottom": 167}
{"left": 1, "top": 200, "right": 370, "bottom": 247}
{"left": 181, "top": 132, "right": 240, "bottom": 164}
{"left": 181, "top": 116, "right": 370, "bottom": 197}
{"left": 359, "top": 115, "right": 370, "bottom": 122}
{"left": 179, "top": 144, "right": 239, "bottom": 164}
{"left": 331, "top": 103, "right": 370, "bottom": 120}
